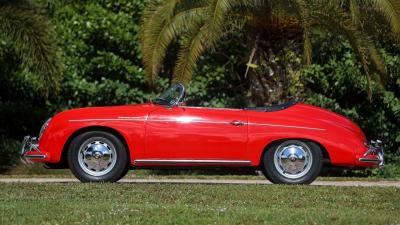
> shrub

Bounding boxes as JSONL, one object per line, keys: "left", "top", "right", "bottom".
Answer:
{"left": 0, "top": 136, "right": 20, "bottom": 172}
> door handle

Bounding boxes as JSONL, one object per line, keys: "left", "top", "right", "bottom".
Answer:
{"left": 230, "top": 120, "right": 245, "bottom": 126}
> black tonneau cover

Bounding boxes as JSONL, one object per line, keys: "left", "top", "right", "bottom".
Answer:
{"left": 244, "top": 100, "right": 298, "bottom": 112}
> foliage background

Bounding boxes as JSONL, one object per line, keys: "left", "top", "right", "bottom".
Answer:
{"left": 0, "top": 0, "right": 399, "bottom": 176}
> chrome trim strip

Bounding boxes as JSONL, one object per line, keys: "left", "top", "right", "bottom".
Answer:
{"left": 69, "top": 118, "right": 143, "bottom": 122}
{"left": 249, "top": 122, "right": 325, "bottom": 131}
{"left": 148, "top": 119, "right": 231, "bottom": 125}
{"left": 68, "top": 118, "right": 324, "bottom": 131}
{"left": 135, "top": 159, "right": 252, "bottom": 165}
{"left": 24, "top": 154, "right": 46, "bottom": 159}
{"left": 118, "top": 116, "right": 145, "bottom": 120}
{"left": 69, "top": 118, "right": 233, "bottom": 125}
{"left": 359, "top": 158, "right": 381, "bottom": 163}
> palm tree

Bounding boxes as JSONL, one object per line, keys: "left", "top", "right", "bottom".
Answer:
{"left": 0, "top": 0, "right": 61, "bottom": 93}
{"left": 140, "top": 0, "right": 400, "bottom": 101}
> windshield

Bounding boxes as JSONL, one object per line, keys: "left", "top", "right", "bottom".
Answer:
{"left": 153, "top": 83, "right": 185, "bottom": 106}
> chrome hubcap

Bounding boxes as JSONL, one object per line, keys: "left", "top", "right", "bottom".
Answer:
{"left": 78, "top": 139, "right": 117, "bottom": 176}
{"left": 273, "top": 143, "right": 313, "bottom": 179}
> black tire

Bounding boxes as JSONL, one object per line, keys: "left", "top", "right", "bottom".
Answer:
{"left": 262, "top": 140, "right": 322, "bottom": 184}
{"left": 67, "top": 131, "right": 130, "bottom": 182}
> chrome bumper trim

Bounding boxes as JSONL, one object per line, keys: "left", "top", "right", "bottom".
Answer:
{"left": 24, "top": 154, "right": 46, "bottom": 159}
{"left": 359, "top": 158, "right": 381, "bottom": 163}
{"left": 360, "top": 139, "right": 384, "bottom": 167}
{"left": 20, "top": 136, "right": 45, "bottom": 164}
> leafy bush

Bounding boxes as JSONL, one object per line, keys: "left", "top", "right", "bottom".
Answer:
{"left": 52, "top": 1, "right": 150, "bottom": 108}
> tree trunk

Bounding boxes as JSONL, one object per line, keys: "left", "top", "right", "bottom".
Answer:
{"left": 246, "top": 14, "right": 304, "bottom": 105}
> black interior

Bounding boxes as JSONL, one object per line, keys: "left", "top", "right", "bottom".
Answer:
{"left": 244, "top": 100, "right": 298, "bottom": 112}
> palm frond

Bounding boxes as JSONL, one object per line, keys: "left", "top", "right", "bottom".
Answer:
{"left": 349, "top": 0, "right": 361, "bottom": 25}
{"left": 369, "top": 0, "right": 400, "bottom": 40}
{"left": 311, "top": 5, "right": 385, "bottom": 98}
{"left": 205, "top": 0, "right": 238, "bottom": 45}
{"left": 173, "top": 25, "right": 209, "bottom": 85}
{"left": 0, "top": 4, "right": 62, "bottom": 93}
{"left": 303, "top": 29, "right": 312, "bottom": 65}
{"left": 367, "top": 44, "right": 388, "bottom": 83}
{"left": 140, "top": 0, "right": 181, "bottom": 86}
{"left": 140, "top": 1, "right": 208, "bottom": 85}
{"left": 286, "top": 0, "right": 312, "bottom": 65}
{"left": 172, "top": 0, "right": 247, "bottom": 84}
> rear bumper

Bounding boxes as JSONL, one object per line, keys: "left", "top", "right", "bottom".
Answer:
{"left": 358, "top": 140, "right": 384, "bottom": 168}
{"left": 20, "top": 136, "right": 47, "bottom": 164}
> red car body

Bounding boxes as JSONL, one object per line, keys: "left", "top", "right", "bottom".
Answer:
{"left": 23, "top": 102, "right": 382, "bottom": 169}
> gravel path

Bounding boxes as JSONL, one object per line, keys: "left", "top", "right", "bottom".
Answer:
{"left": 0, "top": 178, "right": 399, "bottom": 187}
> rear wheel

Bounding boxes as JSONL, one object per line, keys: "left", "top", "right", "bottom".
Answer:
{"left": 262, "top": 140, "right": 322, "bottom": 184}
{"left": 67, "top": 131, "right": 129, "bottom": 182}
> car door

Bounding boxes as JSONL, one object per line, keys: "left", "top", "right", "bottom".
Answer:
{"left": 142, "top": 105, "right": 248, "bottom": 163}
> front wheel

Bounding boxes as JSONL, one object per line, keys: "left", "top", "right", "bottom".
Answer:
{"left": 67, "top": 131, "right": 129, "bottom": 182}
{"left": 262, "top": 140, "right": 322, "bottom": 184}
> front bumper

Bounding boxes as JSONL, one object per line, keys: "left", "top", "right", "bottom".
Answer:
{"left": 358, "top": 140, "right": 384, "bottom": 167}
{"left": 20, "top": 136, "right": 47, "bottom": 164}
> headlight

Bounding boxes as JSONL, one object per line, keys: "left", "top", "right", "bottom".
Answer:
{"left": 39, "top": 118, "right": 52, "bottom": 140}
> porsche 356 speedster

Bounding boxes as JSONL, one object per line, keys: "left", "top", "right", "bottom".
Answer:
{"left": 21, "top": 83, "right": 384, "bottom": 184}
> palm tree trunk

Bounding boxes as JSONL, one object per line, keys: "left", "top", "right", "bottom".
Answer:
{"left": 247, "top": 18, "right": 303, "bottom": 105}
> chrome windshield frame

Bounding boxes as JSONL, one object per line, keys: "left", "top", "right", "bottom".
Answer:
{"left": 153, "top": 83, "right": 186, "bottom": 107}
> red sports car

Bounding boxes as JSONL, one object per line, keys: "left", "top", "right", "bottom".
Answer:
{"left": 21, "top": 83, "right": 383, "bottom": 184}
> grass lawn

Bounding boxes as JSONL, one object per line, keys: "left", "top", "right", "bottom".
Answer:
{"left": 0, "top": 183, "right": 399, "bottom": 225}
{"left": 2, "top": 170, "right": 399, "bottom": 181}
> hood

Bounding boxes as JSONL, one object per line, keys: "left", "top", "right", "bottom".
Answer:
{"left": 54, "top": 103, "right": 154, "bottom": 121}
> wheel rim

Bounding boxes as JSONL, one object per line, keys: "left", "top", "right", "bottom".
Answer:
{"left": 273, "top": 142, "right": 313, "bottom": 179}
{"left": 77, "top": 138, "right": 117, "bottom": 177}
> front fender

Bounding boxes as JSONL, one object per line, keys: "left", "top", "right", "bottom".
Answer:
{"left": 39, "top": 116, "right": 146, "bottom": 164}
